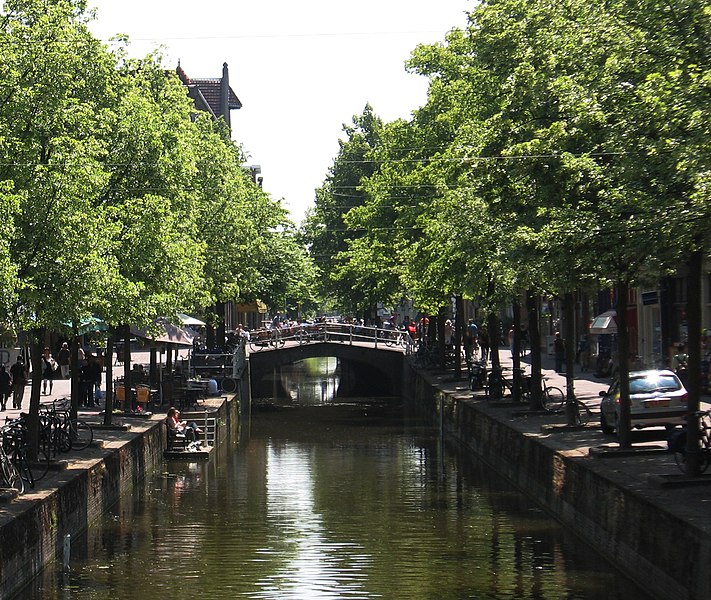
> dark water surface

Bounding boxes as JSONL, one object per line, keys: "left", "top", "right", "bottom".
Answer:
{"left": 21, "top": 358, "right": 650, "bottom": 599}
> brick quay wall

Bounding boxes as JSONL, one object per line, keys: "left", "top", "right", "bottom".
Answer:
{"left": 403, "top": 364, "right": 711, "bottom": 600}
{"left": 0, "top": 394, "right": 239, "bottom": 598}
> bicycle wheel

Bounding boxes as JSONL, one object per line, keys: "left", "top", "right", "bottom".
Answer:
{"left": 674, "top": 450, "right": 710, "bottom": 474}
{"left": 542, "top": 386, "right": 565, "bottom": 412}
{"left": 14, "top": 447, "right": 34, "bottom": 489}
{"left": 53, "top": 428, "right": 72, "bottom": 455}
{"left": 249, "top": 340, "right": 265, "bottom": 352}
{"left": 69, "top": 420, "right": 93, "bottom": 451}
{"left": 573, "top": 401, "right": 591, "bottom": 426}
{"left": 1, "top": 454, "right": 24, "bottom": 494}
{"left": 487, "top": 372, "right": 504, "bottom": 399}
{"left": 29, "top": 448, "right": 50, "bottom": 482}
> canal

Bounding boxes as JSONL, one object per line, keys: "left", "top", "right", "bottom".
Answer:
{"left": 21, "top": 357, "right": 650, "bottom": 599}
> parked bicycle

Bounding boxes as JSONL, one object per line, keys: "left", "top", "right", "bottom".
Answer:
{"left": 486, "top": 367, "right": 528, "bottom": 400}
{"left": 0, "top": 426, "right": 24, "bottom": 494}
{"left": 540, "top": 377, "right": 592, "bottom": 425}
{"left": 3, "top": 415, "right": 50, "bottom": 487}
{"left": 669, "top": 410, "right": 711, "bottom": 474}
{"left": 410, "top": 341, "right": 438, "bottom": 370}
{"left": 384, "top": 328, "right": 409, "bottom": 348}
{"left": 249, "top": 328, "right": 285, "bottom": 351}
{"left": 39, "top": 398, "right": 93, "bottom": 457}
{"left": 468, "top": 358, "right": 487, "bottom": 391}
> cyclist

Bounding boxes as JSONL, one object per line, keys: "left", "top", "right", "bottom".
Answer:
{"left": 465, "top": 319, "right": 479, "bottom": 361}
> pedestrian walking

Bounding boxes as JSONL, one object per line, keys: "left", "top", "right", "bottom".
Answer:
{"left": 80, "top": 354, "right": 102, "bottom": 407}
{"left": 41, "top": 347, "right": 57, "bottom": 395}
{"left": 56, "top": 341, "right": 71, "bottom": 379}
{"left": 479, "top": 325, "right": 490, "bottom": 363}
{"left": 0, "top": 365, "right": 10, "bottom": 410}
{"left": 444, "top": 319, "right": 454, "bottom": 346}
{"left": 672, "top": 344, "right": 689, "bottom": 386}
{"left": 9, "top": 356, "right": 28, "bottom": 409}
{"left": 465, "top": 319, "right": 478, "bottom": 361}
{"left": 576, "top": 335, "right": 591, "bottom": 372}
{"left": 554, "top": 332, "right": 566, "bottom": 373}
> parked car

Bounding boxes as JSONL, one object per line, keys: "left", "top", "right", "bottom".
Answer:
{"left": 599, "top": 369, "right": 688, "bottom": 434}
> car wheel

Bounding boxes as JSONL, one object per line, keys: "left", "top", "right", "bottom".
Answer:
{"left": 600, "top": 411, "right": 615, "bottom": 435}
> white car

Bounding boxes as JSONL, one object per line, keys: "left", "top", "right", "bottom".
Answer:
{"left": 599, "top": 369, "right": 688, "bottom": 434}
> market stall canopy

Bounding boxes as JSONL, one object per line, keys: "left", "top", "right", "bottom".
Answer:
{"left": 131, "top": 320, "right": 194, "bottom": 346}
{"left": 177, "top": 313, "right": 206, "bottom": 327}
{"left": 589, "top": 310, "right": 617, "bottom": 335}
{"left": 63, "top": 316, "right": 108, "bottom": 336}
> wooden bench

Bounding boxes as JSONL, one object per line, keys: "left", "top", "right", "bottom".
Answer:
{"left": 165, "top": 421, "right": 188, "bottom": 452}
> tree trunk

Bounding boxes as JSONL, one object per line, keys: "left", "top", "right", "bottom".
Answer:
{"left": 103, "top": 329, "right": 114, "bottom": 426}
{"left": 122, "top": 324, "right": 132, "bottom": 412}
{"left": 437, "top": 305, "right": 446, "bottom": 369}
{"left": 216, "top": 301, "right": 226, "bottom": 349}
{"left": 616, "top": 281, "right": 632, "bottom": 448}
{"left": 70, "top": 333, "right": 80, "bottom": 418}
{"left": 27, "top": 335, "right": 43, "bottom": 460}
{"left": 488, "top": 312, "right": 500, "bottom": 371}
{"left": 527, "top": 290, "right": 543, "bottom": 410}
{"left": 512, "top": 297, "right": 521, "bottom": 402}
{"left": 455, "top": 295, "right": 464, "bottom": 378}
{"left": 563, "top": 292, "right": 579, "bottom": 426}
{"left": 684, "top": 247, "right": 703, "bottom": 476}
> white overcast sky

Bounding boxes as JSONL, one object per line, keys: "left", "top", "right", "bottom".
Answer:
{"left": 87, "top": 1, "right": 471, "bottom": 224}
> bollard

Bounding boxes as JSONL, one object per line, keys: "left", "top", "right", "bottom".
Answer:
{"left": 63, "top": 534, "right": 71, "bottom": 570}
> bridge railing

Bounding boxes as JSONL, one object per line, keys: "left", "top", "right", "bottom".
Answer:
{"left": 247, "top": 323, "right": 416, "bottom": 354}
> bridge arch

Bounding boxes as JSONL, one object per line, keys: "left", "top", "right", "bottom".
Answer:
{"left": 248, "top": 342, "right": 403, "bottom": 398}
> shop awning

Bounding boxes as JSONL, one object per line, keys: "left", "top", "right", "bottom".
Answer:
{"left": 589, "top": 310, "right": 617, "bottom": 335}
{"left": 234, "top": 301, "right": 268, "bottom": 314}
{"left": 131, "top": 320, "right": 194, "bottom": 346}
{"left": 176, "top": 313, "right": 206, "bottom": 327}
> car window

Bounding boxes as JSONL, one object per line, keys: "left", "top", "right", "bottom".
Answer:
{"left": 629, "top": 374, "right": 680, "bottom": 394}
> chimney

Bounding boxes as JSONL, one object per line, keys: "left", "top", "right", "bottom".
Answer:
{"left": 221, "top": 62, "right": 231, "bottom": 130}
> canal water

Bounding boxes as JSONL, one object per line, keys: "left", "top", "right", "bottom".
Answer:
{"left": 22, "top": 358, "right": 650, "bottom": 599}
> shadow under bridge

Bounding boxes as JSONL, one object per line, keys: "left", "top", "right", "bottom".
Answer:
{"left": 248, "top": 342, "right": 404, "bottom": 399}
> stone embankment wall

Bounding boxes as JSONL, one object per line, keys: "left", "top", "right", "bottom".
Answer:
{"left": 0, "top": 395, "right": 238, "bottom": 598}
{"left": 404, "top": 366, "right": 710, "bottom": 600}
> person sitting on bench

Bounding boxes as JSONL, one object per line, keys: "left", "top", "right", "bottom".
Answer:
{"left": 165, "top": 407, "right": 202, "bottom": 443}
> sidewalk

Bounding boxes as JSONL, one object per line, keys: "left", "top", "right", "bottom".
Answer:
{"left": 495, "top": 347, "right": 711, "bottom": 411}
{"left": 430, "top": 347, "right": 711, "bottom": 524}
{"left": 1, "top": 349, "right": 191, "bottom": 422}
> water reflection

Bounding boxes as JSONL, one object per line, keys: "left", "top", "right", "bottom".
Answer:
{"left": 255, "top": 445, "right": 373, "bottom": 598}
{"left": 284, "top": 357, "right": 340, "bottom": 405}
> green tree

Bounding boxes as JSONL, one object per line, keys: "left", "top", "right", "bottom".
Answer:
{"left": 0, "top": 0, "right": 124, "bottom": 444}
{"left": 302, "top": 105, "right": 389, "bottom": 318}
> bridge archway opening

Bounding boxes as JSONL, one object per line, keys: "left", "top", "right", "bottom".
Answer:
{"left": 251, "top": 356, "right": 397, "bottom": 401}
{"left": 248, "top": 341, "right": 404, "bottom": 402}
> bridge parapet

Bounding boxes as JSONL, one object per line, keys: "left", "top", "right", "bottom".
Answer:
{"left": 248, "top": 339, "right": 404, "bottom": 397}
{"left": 247, "top": 323, "right": 416, "bottom": 355}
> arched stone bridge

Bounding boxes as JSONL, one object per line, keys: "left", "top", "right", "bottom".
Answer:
{"left": 248, "top": 340, "right": 405, "bottom": 398}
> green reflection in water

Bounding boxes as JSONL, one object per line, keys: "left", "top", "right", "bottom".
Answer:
{"left": 20, "top": 361, "right": 650, "bottom": 600}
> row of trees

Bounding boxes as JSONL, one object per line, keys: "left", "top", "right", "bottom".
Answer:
{"left": 0, "top": 1, "right": 316, "bottom": 445}
{"left": 303, "top": 0, "right": 710, "bottom": 463}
